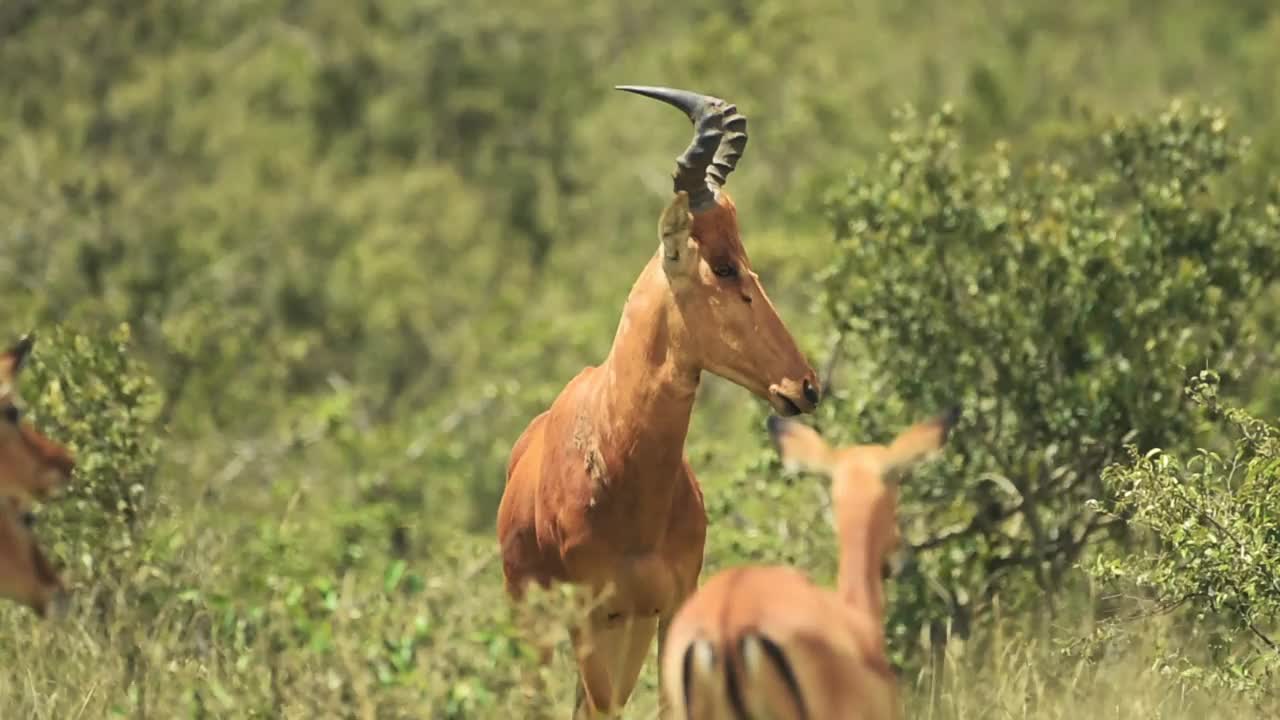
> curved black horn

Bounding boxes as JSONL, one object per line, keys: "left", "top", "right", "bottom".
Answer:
{"left": 616, "top": 85, "right": 726, "bottom": 212}
{"left": 706, "top": 101, "right": 747, "bottom": 189}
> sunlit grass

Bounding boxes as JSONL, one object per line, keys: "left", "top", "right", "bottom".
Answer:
{"left": 3, "top": 528, "right": 1274, "bottom": 718}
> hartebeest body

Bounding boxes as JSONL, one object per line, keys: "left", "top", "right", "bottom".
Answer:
{"left": 0, "top": 336, "right": 74, "bottom": 616}
{"left": 661, "top": 410, "right": 959, "bottom": 720}
{"left": 497, "top": 86, "right": 821, "bottom": 717}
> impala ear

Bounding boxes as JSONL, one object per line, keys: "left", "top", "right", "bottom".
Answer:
{"left": 658, "top": 191, "right": 695, "bottom": 269}
{"left": 766, "top": 416, "right": 835, "bottom": 475}
{"left": 882, "top": 406, "right": 961, "bottom": 476}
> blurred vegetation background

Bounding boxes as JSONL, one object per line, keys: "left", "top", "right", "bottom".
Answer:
{"left": 1, "top": 0, "right": 1278, "bottom": 717}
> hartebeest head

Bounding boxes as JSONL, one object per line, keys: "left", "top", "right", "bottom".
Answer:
{"left": 618, "top": 85, "right": 821, "bottom": 416}
{"left": 0, "top": 335, "right": 76, "bottom": 504}
{"left": 0, "top": 335, "right": 73, "bottom": 617}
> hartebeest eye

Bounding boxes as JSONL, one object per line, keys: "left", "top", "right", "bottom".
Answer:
{"left": 20, "top": 510, "right": 36, "bottom": 529}
{"left": 712, "top": 264, "right": 739, "bottom": 279}
{"left": 1, "top": 404, "right": 19, "bottom": 424}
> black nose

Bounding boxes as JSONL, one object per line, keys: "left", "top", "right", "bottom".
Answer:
{"left": 803, "top": 378, "right": 820, "bottom": 406}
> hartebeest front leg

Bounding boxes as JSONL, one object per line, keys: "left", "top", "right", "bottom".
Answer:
{"left": 572, "top": 679, "right": 590, "bottom": 720}
{"left": 569, "top": 611, "right": 657, "bottom": 719}
{"left": 569, "top": 625, "right": 595, "bottom": 720}
{"left": 656, "top": 612, "right": 676, "bottom": 720}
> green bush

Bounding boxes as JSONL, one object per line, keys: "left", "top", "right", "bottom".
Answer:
{"left": 808, "top": 101, "right": 1280, "bottom": 668}
{"left": 21, "top": 324, "right": 163, "bottom": 587}
{"left": 1085, "top": 371, "right": 1279, "bottom": 700}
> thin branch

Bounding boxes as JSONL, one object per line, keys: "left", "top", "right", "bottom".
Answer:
{"left": 821, "top": 329, "right": 846, "bottom": 397}
{"left": 1155, "top": 485, "right": 1280, "bottom": 654}
{"left": 1246, "top": 622, "right": 1279, "bottom": 653}
{"left": 910, "top": 462, "right": 1106, "bottom": 553}
{"left": 1100, "top": 591, "right": 1201, "bottom": 626}
{"left": 1171, "top": 486, "right": 1280, "bottom": 604}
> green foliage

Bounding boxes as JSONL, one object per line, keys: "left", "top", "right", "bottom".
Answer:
{"left": 1085, "top": 371, "right": 1280, "bottom": 699}
{"left": 22, "top": 324, "right": 163, "bottom": 582}
{"left": 814, "top": 100, "right": 1280, "bottom": 667}
{"left": 0, "top": 0, "right": 1278, "bottom": 715}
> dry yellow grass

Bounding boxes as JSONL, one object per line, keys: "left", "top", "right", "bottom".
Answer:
{"left": 1, "top": 533, "right": 1271, "bottom": 719}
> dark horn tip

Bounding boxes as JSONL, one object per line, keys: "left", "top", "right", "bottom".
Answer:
{"left": 614, "top": 84, "right": 670, "bottom": 98}
{"left": 614, "top": 84, "right": 684, "bottom": 93}
{"left": 614, "top": 85, "right": 713, "bottom": 118}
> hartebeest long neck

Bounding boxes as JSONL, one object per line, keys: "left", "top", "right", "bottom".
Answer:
{"left": 592, "top": 255, "right": 701, "bottom": 474}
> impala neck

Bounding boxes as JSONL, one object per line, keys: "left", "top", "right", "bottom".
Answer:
{"left": 594, "top": 256, "right": 701, "bottom": 470}
{"left": 834, "top": 490, "right": 893, "bottom": 623}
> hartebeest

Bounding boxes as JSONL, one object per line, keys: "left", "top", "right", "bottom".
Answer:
{"left": 497, "top": 86, "right": 821, "bottom": 717}
{"left": 661, "top": 410, "right": 959, "bottom": 720}
{"left": 0, "top": 335, "right": 74, "bottom": 616}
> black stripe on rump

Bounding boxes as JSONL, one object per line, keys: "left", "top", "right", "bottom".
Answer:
{"left": 741, "top": 632, "right": 808, "bottom": 720}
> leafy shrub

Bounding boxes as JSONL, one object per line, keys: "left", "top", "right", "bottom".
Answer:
{"left": 1085, "top": 370, "right": 1279, "bottom": 700}
{"left": 811, "top": 101, "right": 1280, "bottom": 668}
{"left": 22, "top": 323, "right": 163, "bottom": 585}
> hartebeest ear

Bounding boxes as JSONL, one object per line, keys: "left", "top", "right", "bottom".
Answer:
{"left": 658, "top": 191, "right": 695, "bottom": 271}
{"left": 766, "top": 416, "right": 835, "bottom": 475}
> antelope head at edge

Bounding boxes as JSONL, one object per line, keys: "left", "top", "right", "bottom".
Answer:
{"left": 0, "top": 335, "right": 74, "bottom": 618}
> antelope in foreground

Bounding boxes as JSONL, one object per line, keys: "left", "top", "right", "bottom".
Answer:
{"left": 0, "top": 335, "right": 74, "bottom": 617}
{"left": 497, "top": 86, "right": 821, "bottom": 717}
{"left": 661, "top": 410, "right": 959, "bottom": 720}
